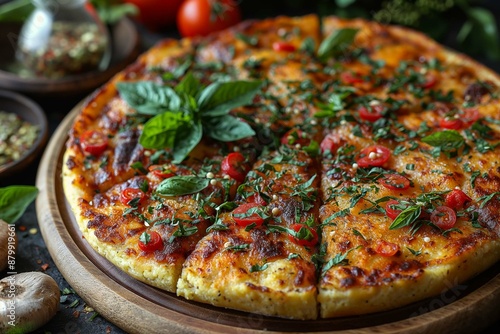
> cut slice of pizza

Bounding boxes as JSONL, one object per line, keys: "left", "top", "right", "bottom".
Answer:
{"left": 177, "top": 144, "right": 321, "bottom": 319}
{"left": 315, "top": 19, "right": 500, "bottom": 316}
{"left": 68, "top": 140, "right": 263, "bottom": 292}
{"left": 317, "top": 128, "right": 500, "bottom": 317}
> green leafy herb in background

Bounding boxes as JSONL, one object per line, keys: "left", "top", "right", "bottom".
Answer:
{"left": 0, "top": 185, "right": 38, "bottom": 224}
{"left": 318, "top": 0, "right": 500, "bottom": 62}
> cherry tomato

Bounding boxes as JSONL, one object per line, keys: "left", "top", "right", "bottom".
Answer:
{"left": 445, "top": 189, "right": 471, "bottom": 210}
{"left": 272, "top": 42, "right": 296, "bottom": 52}
{"left": 462, "top": 108, "right": 480, "bottom": 126}
{"left": 247, "top": 193, "right": 267, "bottom": 206}
{"left": 148, "top": 165, "right": 175, "bottom": 179}
{"left": 121, "top": 188, "right": 146, "bottom": 206}
{"left": 288, "top": 224, "right": 319, "bottom": 247}
{"left": 232, "top": 203, "right": 265, "bottom": 227}
{"left": 430, "top": 206, "right": 457, "bottom": 230}
{"left": 177, "top": 0, "right": 241, "bottom": 37}
{"left": 138, "top": 231, "right": 164, "bottom": 252}
{"left": 378, "top": 174, "right": 410, "bottom": 191}
{"left": 320, "top": 134, "right": 341, "bottom": 155}
{"left": 356, "top": 145, "right": 391, "bottom": 168}
{"left": 385, "top": 200, "right": 403, "bottom": 220}
{"left": 281, "top": 129, "right": 310, "bottom": 147}
{"left": 358, "top": 104, "right": 384, "bottom": 122}
{"left": 80, "top": 130, "right": 108, "bottom": 156}
{"left": 221, "top": 152, "right": 248, "bottom": 182}
{"left": 439, "top": 117, "right": 464, "bottom": 130}
{"left": 374, "top": 240, "right": 399, "bottom": 257}
{"left": 421, "top": 74, "right": 437, "bottom": 89}
{"left": 123, "top": 0, "right": 184, "bottom": 31}
{"left": 340, "top": 72, "right": 364, "bottom": 84}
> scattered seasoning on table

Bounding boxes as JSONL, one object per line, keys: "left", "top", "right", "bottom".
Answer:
{"left": 0, "top": 111, "right": 39, "bottom": 165}
{"left": 17, "top": 22, "right": 108, "bottom": 79}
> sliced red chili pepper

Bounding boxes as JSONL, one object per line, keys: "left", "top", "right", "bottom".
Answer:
{"left": 288, "top": 223, "right": 318, "bottom": 247}
{"left": 374, "top": 240, "right": 399, "bottom": 257}
{"left": 148, "top": 165, "right": 175, "bottom": 179}
{"left": 320, "top": 134, "right": 341, "bottom": 155}
{"left": 358, "top": 104, "right": 384, "bottom": 122}
{"left": 340, "top": 71, "right": 364, "bottom": 84}
{"left": 80, "top": 130, "right": 108, "bottom": 156}
{"left": 378, "top": 174, "right": 410, "bottom": 191}
{"left": 445, "top": 189, "right": 472, "bottom": 210}
{"left": 356, "top": 145, "right": 391, "bottom": 168}
{"left": 221, "top": 152, "right": 248, "bottom": 182}
{"left": 439, "top": 117, "right": 464, "bottom": 130}
{"left": 430, "top": 206, "right": 457, "bottom": 230}
{"left": 385, "top": 199, "right": 402, "bottom": 220}
{"left": 138, "top": 231, "right": 163, "bottom": 252}
{"left": 280, "top": 129, "right": 310, "bottom": 147}
{"left": 232, "top": 203, "right": 265, "bottom": 227}
{"left": 120, "top": 188, "right": 146, "bottom": 206}
{"left": 272, "top": 41, "right": 296, "bottom": 52}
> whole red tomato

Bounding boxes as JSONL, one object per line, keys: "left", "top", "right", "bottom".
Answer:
{"left": 177, "top": 0, "right": 241, "bottom": 37}
{"left": 123, "top": 0, "right": 184, "bottom": 30}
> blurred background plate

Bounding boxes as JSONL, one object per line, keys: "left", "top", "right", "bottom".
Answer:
{"left": 0, "top": 89, "right": 47, "bottom": 178}
{"left": 0, "top": 17, "right": 141, "bottom": 98}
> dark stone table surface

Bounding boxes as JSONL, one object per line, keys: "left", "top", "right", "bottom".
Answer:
{"left": 1, "top": 5, "right": 500, "bottom": 333}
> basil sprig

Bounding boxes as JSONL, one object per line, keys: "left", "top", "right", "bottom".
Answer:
{"left": 156, "top": 176, "right": 209, "bottom": 196}
{"left": 117, "top": 73, "right": 263, "bottom": 163}
{"left": 0, "top": 186, "right": 38, "bottom": 224}
{"left": 318, "top": 28, "right": 359, "bottom": 60}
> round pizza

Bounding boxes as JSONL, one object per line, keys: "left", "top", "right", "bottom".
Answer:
{"left": 62, "top": 15, "right": 500, "bottom": 320}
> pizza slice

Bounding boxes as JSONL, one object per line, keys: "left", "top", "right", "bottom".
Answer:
{"left": 177, "top": 142, "right": 321, "bottom": 319}
{"left": 315, "top": 34, "right": 500, "bottom": 316}
{"left": 68, "top": 139, "right": 264, "bottom": 292}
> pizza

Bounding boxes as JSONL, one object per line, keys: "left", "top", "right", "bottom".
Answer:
{"left": 62, "top": 14, "right": 500, "bottom": 320}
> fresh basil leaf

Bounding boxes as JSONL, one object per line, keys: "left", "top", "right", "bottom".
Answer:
{"left": 421, "top": 130, "right": 465, "bottom": 150}
{"left": 318, "top": 28, "right": 359, "bottom": 60}
{"left": 465, "top": 7, "right": 500, "bottom": 61}
{"left": 198, "top": 80, "right": 263, "bottom": 116}
{"left": 0, "top": 186, "right": 38, "bottom": 224}
{"left": 139, "top": 112, "right": 188, "bottom": 149}
{"left": 389, "top": 205, "right": 422, "bottom": 230}
{"left": 156, "top": 176, "right": 209, "bottom": 196}
{"left": 117, "top": 81, "right": 181, "bottom": 115}
{"left": 175, "top": 72, "right": 203, "bottom": 97}
{"left": 303, "top": 140, "right": 320, "bottom": 157}
{"left": 0, "top": 0, "right": 32, "bottom": 22}
{"left": 203, "top": 115, "right": 255, "bottom": 142}
{"left": 172, "top": 120, "right": 203, "bottom": 163}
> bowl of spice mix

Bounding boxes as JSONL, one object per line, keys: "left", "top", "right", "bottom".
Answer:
{"left": 0, "top": 89, "right": 47, "bottom": 178}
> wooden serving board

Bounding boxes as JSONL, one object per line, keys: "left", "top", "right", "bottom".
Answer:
{"left": 36, "top": 102, "right": 500, "bottom": 334}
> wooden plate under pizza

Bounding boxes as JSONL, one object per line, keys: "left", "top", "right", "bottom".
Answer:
{"left": 37, "top": 14, "right": 500, "bottom": 333}
{"left": 36, "top": 102, "right": 500, "bottom": 334}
